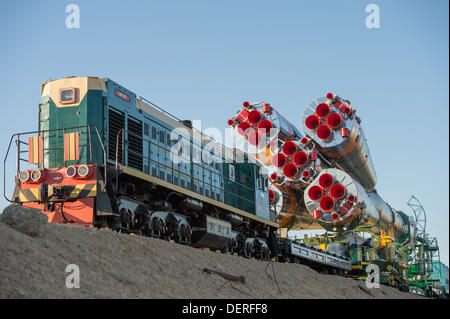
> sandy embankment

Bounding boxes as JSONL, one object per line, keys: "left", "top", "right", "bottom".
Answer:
{"left": 0, "top": 205, "right": 425, "bottom": 299}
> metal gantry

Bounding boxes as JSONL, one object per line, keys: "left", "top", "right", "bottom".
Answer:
{"left": 406, "top": 196, "right": 443, "bottom": 297}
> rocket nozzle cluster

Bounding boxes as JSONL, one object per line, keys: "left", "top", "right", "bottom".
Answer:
{"left": 228, "top": 101, "right": 322, "bottom": 187}
{"left": 229, "top": 102, "right": 277, "bottom": 149}
{"left": 302, "top": 93, "right": 377, "bottom": 191}
{"left": 227, "top": 94, "right": 414, "bottom": 242}
{"left": 271, "top": 139, "right": 320, "bottom": 183}
{"left": 304, "top": 170, "right": 358, "bottom": 225}
{"left": 303, "top": 168, "right": 411, "bottom": 242}
{"left": 304, "top": 93, "right": 352, "bottom": 143}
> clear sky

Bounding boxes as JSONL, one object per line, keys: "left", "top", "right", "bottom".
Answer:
{"left": 0, "top": 0, "right": 448, "bottom": 264}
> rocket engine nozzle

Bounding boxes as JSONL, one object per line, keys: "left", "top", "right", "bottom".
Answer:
{"left": 282, "top": 141, "right": 298, "bottom": 156}
{"left": 320, "top": 196, "right": 335, "bottom": 212}
{"left": 237, "top": 122, "right": 251, "bottom": 136}
{"left": 248, "top": 110, "right": 262, "bottom": 124}
{"left": 293, "top": 151, "right": 309, "bottom": 166}
{"left": 330, "top": 184, "right": 346, "bottom": 199}
{"left": 319, "top": 173, "right": 334, "bottom": 189}
{"left": 316, "top": 103, "right": 331, "bottom": 118}
{"left": 272, "top": 153, "right": 287, "bottom": 168}
{"left": 301, "top": 137, "right": 310, "bottom": 145}
{"left": 326, "top": 113, "right": 343, "bottom": 129}
{"left": 248, "top": 130, "right": 263, "bottom": 146}
{"left": 331, "top": 212, "right": 339, "bottom": 221}
{"left": 317, "top": 125, "right": 332, "bottom": 140}
{"left": 305, "top": 115, "right": 320, "bottom": 130}
{"left": 283, "top": 163, "right": 299, "bottom": 179}
{"left": 257, "top": 120, "right": 273, "bottom": 135}
{"left": 308, "top": 185, "right": 323, "bottom": 201}
{"left": 302, "top": 170, "right": 310, "bottom": 179}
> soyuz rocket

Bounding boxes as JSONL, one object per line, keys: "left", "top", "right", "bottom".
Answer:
{"left": 227, "top": 93, "right": 416, "bottom": 249}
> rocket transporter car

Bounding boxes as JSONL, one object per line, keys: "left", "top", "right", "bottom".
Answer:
{"left": 4, "top": 76, "right": 421, "bottom": 288}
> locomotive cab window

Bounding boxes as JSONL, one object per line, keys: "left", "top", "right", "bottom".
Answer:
{"left": 59, "top": 88, "right": 76, "bottom": 104}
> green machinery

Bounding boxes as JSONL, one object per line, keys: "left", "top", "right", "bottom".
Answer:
{"left": 298, "top": 195, "right": 444, "bottom": 295}
{"left": 405, "top": 196, "right": 443, "bottom": 297}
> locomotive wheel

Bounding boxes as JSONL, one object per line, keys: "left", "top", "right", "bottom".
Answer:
{"left": 152, "top": 217, "right": 165, "bottom": 239}
{"left": 141, "top": 214, "right": 152, "bottom": 236}
{"left": 244, "top": 242, "right": 254, "bottom": 258}
{"left": 262, "top": 247, "right": 270, "bottom": 261}
{"left": 178, "top": 224, "right": 188, "bottom": 244}
{"left": 110, "top": 214, "right": 121, "bottom": 230}
{"left": 220, "top": 244, "right": 229, "bottom": 254}
{"left": 229, "top": 238, "right": 238, "bottom": 254}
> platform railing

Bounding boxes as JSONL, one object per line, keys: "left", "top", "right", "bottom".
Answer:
{"left": 3, "top": 125, "right": 107, "bottom": 202}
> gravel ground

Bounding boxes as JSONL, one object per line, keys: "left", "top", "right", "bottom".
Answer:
{"left": 0, "top": 204, "right": 426, "bottom": 299}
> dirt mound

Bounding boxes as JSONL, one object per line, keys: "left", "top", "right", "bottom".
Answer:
{"left": 0, "top": 205, "right": 424, "bottom": 299}
{"left": 1, "top": 204, "right": 47, "bottom": 237}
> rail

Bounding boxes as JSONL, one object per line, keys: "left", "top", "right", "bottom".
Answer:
{"left": 3, "top": 125, "right": 107, "bottom": 202}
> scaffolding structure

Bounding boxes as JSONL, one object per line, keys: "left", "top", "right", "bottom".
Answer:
{"left": 406, "top": 196, "right": 443, "bottom": 297}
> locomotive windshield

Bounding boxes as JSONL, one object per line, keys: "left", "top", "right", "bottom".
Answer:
{"left": 60, "top": 88, "right": 75, "bottom": 103}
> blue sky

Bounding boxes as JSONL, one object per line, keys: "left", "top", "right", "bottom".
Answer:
{"left": 0, "top": 0, "right": 448, "bottom": 264}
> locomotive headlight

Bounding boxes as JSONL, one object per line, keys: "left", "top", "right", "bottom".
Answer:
{"left": 77, "top": 165, "right": 90, "bottom": 178}
{"left": 65, "top": 166, "right": 77, "bottom": 178}
{"left": 19, "top": 170, "right": 30, "bottom": 182}
{"left": 30, "top": 169, "right": 43, "bottom": 182}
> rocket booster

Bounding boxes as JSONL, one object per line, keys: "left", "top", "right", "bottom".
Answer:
{"left": 227, "top": 94, "right": 416, "bottom": 243}
{"left": 301, "top": 93, "right": 377, "bottom": 191}
{"left": 303, "top": 168, "right": 416, "bottom": 247}
{"left": 228, "top": 102, "right": 330, "bottom": 187}
{"left": 228, "top": 101, "right": 329, "bottom": 229}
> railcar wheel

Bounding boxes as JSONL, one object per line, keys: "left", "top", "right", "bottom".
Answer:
{"left": 220, "top": 244, "right": 229, "bottom": 254}
{"left": 229, "top": 238, "right": 238, "bottom": 254}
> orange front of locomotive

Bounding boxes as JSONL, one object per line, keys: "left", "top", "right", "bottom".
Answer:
{"left": 15, "top": 164, "right": 98, "bottom": 226}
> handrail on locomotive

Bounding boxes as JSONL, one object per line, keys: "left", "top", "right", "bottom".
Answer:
{"left": 3, "top": 125, "right": 107, "bottom": 202}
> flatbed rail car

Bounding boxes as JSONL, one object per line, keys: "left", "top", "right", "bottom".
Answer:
{"left": 4, "top": 76, "right": 350, "bottom": 273}
{"left": 280, "top": 239, "right": 351, "bottom": 273}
